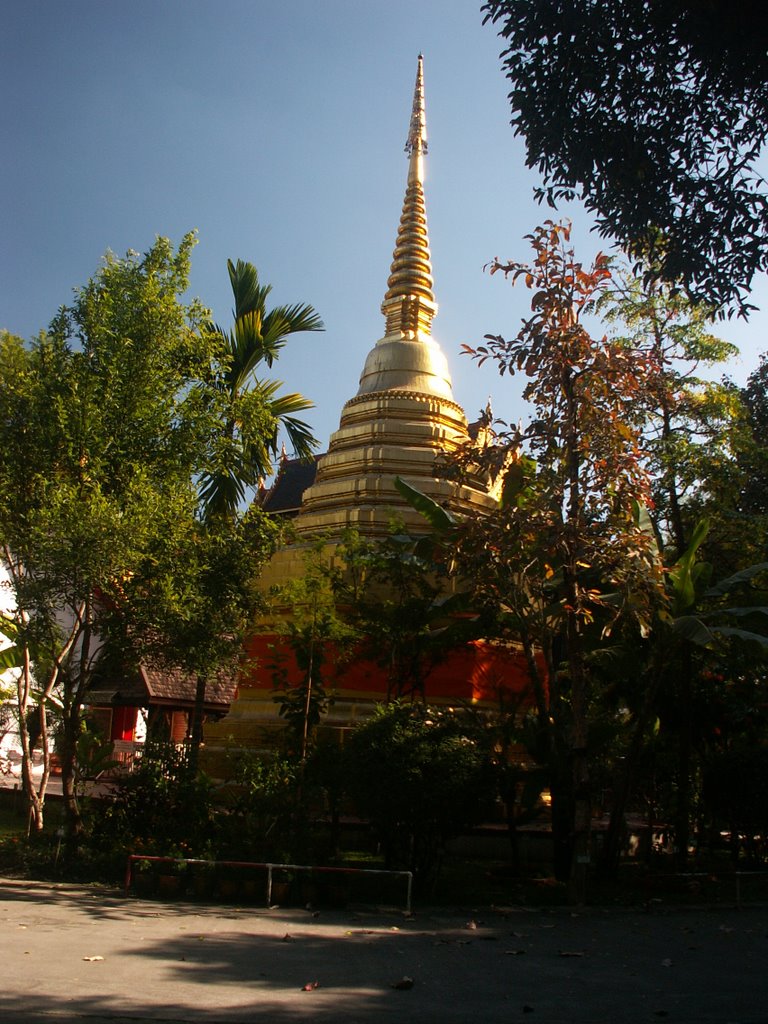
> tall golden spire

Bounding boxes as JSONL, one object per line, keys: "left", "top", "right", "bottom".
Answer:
{"left": 285, "top": 54, "right": 495, "bottom": 540}
{"left": 381, "top": 53, "right": 437, "bottom": 337}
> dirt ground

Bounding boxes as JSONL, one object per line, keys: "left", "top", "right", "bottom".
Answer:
{"left": 1, "top": 876, "right": 766, "bottom": 1023}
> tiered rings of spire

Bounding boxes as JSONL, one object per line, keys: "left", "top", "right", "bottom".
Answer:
{"left": 355, "top": 54, "right": 451, "bottom": 400}
{"left": 382, "top": 53, "right": 436, "bottom": 337}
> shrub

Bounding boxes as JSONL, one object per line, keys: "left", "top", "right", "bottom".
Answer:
{"left": 344, "top": 702, "right": 497, "bottom": 881}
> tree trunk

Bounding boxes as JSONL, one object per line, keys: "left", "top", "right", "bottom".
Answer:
{"left": 17, "top": 650, "right": 47, "bottom": 833}
{"left": 188, "top": 673, "right": 207, "bottom": 775}
{"left": 674, "top": 648, "right": 693, "bottom": 870}
{"left": 562, "top": 367, "right": 591, "bottom": 905}
{"left": 563, "top": 552, "right": 590, "bottom": 903}
{"left": 601, "top": 664, "right": 664, "bottom": 878}
{"left": 550, "top": 766, "right": 574, "bottom": 882}
{"left": 60, "top": 602, "right": 94, "bottom": 845}
{"left": 60, "top": 703, "right": 83, "bottom": 847}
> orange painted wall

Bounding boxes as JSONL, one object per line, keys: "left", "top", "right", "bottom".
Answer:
{"left": 242, "top": 633, "right": 534, "bottom": 706}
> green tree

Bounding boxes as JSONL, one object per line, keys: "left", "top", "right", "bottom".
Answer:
{"left": 0, "top": 237, "right": 281, "bottom": 840}
{"left": 344, "top": 701, "right": 496, "bottom": 883}
{"left": 199, "top": 259, "right": 323, "bottom": 519}
{"left": 597, "top": 518, "right": 768, "bottom": 874}
{"left": 461, "top": 222, "right": 665, "bottom": 901}
{"left": 600, "top": 267, "right": 742, "bottom": 555}
{"left": 267, "top": 543, "right": 352, "bottom": 761}
{"left": 332, "top": 525, "right": 472, "bottom": 703}
{"left": 482, "top": 0, "right": 768, "bottom": 314}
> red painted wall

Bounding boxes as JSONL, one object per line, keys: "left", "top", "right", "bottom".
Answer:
{"left": 242, "top": 633, "right": 534, "bottom": 705}
{"left": 110, "top": 705, "right": 137, "bottom": 742}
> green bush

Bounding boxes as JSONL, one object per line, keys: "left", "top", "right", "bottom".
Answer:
{"left": 219, "top": 749, "right": 304, "bottom": 861}
{"left": 344, "top": 702, "right": 497, "bottom": 881}
{"left": 92, "top": 742, "right": 218, "bottom": 861}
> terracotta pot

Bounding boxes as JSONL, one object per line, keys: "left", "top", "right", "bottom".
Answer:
{"left": 157, "top": 874, "right": 182, "bottom": 898}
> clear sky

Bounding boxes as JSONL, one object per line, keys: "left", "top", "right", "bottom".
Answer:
{"left": 3, "top": 1, "right": 766, "bottom": 457}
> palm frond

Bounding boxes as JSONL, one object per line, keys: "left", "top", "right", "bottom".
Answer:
{"left": 227, "top": 259, "right": 272, "bottom": 320}
{"left": 263, "top": 303, "right": 324, "bottom": 338}
{"left": 199, "top": 466, "right": 250, "bottom": 520}
{"left": 201, "top": 258, "right": 322, "bottom": 518}
{"left": 280, "top": 416, "right": 318, "bottom": 461}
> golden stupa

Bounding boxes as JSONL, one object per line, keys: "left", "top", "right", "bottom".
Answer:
{"left": 288, "top": 54, "right": 496, "bottom": 541}
{"left": 203, "top": 58, "right": 507, "bottom": 759}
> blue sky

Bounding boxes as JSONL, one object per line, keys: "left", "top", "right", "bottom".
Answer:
{"left": 3, "top": 1, "right": 766, "bottom": 455}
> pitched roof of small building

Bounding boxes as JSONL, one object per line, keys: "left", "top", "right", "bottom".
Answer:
{"left": 139, "top": 665, "right": 238, "bottom": 711}
{"left": 88, "top": 664, "right": 238, "bottom": 715}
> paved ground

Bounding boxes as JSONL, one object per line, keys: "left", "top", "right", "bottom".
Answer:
{"left": 1, "top": 877, "right": 767, "bottom": 1024}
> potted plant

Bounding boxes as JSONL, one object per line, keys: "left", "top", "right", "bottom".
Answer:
{"left": 269, "top": 869, "right": 294, "bottom": 906}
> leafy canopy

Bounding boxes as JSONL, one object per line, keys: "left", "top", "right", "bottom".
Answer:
{"left": 0, "top": 236, "right": 284, "bottom": 835}
{"left": 482, "top": 0, "right": 768, "bottom": 315}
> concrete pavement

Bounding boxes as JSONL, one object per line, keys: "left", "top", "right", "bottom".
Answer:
{"left": 1, "top": 876, "right": 767, "bottom": 1023}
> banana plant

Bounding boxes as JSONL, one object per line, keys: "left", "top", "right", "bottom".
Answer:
{"left": 667, "top": 519, "right": 768, "bottom": 650}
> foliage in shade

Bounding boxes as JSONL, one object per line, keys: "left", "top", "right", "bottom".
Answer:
{"left": 482, "top": 0, "right": 768, "bottom": 315}
{"left": 344, "top": 701, "right": 496, "bottom": 880}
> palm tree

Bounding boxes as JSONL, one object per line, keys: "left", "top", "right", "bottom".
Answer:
{"left": 200, "top": 259, "right": 323, "bottom": 518}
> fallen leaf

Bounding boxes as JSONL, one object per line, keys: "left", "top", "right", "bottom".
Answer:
{"left": 82, "top": 956, "right": 104, "bottom": 962}
{"left": 505, "top": 949, "right": 527, "bottom": 955}
{"left": 391, "top": 976, "right": 414, "bottom": 990}
{"left": 281, "top": 934, "right": 295, "bottom": 942}
{"left": 465, "top": 920, "right": 478, "bottom": 930}
{"left": 301, "top": 981, "right": 319, "bottom": 991}
{"left": 558, "top": 951, "right": 585, "bottom": 958}
{"left": 661, "top": 958, "right": 673, "bottom": 967}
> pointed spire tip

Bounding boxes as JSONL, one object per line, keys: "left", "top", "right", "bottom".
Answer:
{"left": 405, "top": 54, "right": 427, "bottom": 157}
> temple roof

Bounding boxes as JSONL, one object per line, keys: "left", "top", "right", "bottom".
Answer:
{"left": 88, "top": 664, "right": 238, "bottom": 713}
{"left": 258, "top": 456, "right": 321, "bottom": 516}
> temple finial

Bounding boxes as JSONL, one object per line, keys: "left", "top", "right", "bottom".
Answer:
{"left": 381, "top": 54, "right": 437, "bottom": 338}
{"left": 405, "top": 53, "right": 428, "bottom": 164}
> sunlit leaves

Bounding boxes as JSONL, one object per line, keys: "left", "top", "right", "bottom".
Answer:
{"left": 0, "top": 237, "right": 286, "bottom": 835}
{"left": 199, "top": 259, "right": 323, "bottom": 519}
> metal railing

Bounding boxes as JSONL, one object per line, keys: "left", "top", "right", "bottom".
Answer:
{"left": 124, "top": 854, "right": 413, "bottom": 913}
